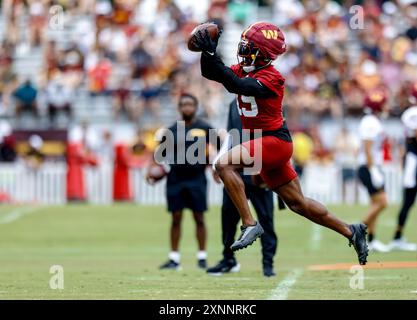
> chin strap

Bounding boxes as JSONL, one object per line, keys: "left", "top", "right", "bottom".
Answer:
{"left": 243, "top": 59, "right": 272, "bottom": 73}
{"left": 238, "top": 48, "right": 274, "bottom": 73}
{"left": 242, "top": 65, "right": 256, "bottom": 73}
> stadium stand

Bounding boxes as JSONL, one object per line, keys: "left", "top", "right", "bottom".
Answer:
{"left": 0, "top": 0, "right": 416, "bottom": 204}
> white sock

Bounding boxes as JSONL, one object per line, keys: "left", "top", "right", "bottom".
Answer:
{"left": 197, "top": 250, "right": 207, "bottom": 260}
{"left": 169, "top": 251, "right": 180, "bottom": 263}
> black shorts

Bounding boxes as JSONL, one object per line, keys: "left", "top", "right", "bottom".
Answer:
{"left": 342, "top": 167, "right": 356, "bottom": 182}
{"left": 357, "top": 165, "right": 384, "bottom": 196}
{"left": 166, "top": 176, "right": 207, "bottom": 213}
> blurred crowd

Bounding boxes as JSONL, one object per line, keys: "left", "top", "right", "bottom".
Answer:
{"left": 0, "top": 0, "right": 226, "bottom": 126}
{"left": 0, "top": 0, "right": 416, "bottom": 171}
{"left": 272, "top": 0, "right": 417, "bottom": 128}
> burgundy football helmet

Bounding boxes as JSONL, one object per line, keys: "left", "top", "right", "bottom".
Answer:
{"left": 364, "top": 88, "right": 387, "bottom": 113}
{"left": 237, "top": 22, "right": 286, "bottom": 71}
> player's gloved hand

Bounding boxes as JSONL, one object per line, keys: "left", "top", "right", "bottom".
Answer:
{"left": 369, "top": 166, "right": 384, "bottom": 188}
{"left": 145, "top": 172, "right": 155, "bottom": 185}
{"left": 195, "top": 28, "right": 222, "bottom": 55}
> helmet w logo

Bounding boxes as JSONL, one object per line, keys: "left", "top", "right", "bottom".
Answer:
{"left": 370, "top": 92, "right": 384, "bottom": 102}
{"left": 261, "top": 30, "right": 279, "bottom": 40}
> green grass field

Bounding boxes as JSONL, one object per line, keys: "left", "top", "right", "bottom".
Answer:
{"left": 0, "top": 203, "right": 417, "bottom": 300}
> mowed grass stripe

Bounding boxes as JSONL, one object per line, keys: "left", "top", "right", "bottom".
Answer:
{"left": 0, "top": 206, "right": 43, "bottom": 224}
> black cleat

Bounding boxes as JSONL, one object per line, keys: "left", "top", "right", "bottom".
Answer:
{"left": 231, "top": 222, "right": 264, "bottom": 252}
{"left": 159, "top": 260, "right": 181, "bottom": 271}
{"left": 348, "top": 223, "right": 369, "bottom": 265}
{"left": 207, "top": 258, "right": 240, "bottom": 276}
{"left": 198, "top": 259, "right": 207, "bottom": 269}
{"left": 263, "top": 266, "right": 276, "bottom": 277}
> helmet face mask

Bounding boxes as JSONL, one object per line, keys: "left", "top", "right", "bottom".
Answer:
{"left": 237, "top": 38, "right": 272, "bottom": 72}
{"left": 237, "top": 39, "right": 259, "bottom": 67}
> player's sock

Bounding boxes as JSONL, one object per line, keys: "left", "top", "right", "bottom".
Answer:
{"left": 368, "top": 233, "right": 374, "bottom": 243}
{"left": 394, "top": 230, "right": 402, "bottom": 240}
{"left": 197, "top": 250, "right": 207, "bottom": 260}
{"left": 169, "top": 251, "right": 180, "bottom": 263}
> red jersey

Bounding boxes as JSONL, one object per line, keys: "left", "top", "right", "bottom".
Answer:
{"left": 230, "top": 64, "right": 285, "bottom": 131}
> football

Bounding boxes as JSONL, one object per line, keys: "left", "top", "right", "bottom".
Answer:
{"left": 147, "top": 163, "right": 167, "bottom": 184}
{"left": 187, "top": 22, "right": 220, "bottom": 52}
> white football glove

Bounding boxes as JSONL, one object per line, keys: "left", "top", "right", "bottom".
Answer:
{"left": 369, "top": 166, "right": 384, "bottom": 188}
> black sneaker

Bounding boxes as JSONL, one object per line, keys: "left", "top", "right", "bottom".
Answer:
{"left": 348, "top": 223, "right": 369, "bottom": 265}
{"left": 231, "top": 222, "right": 264, "bottom": 252}
{"left": 206, "top": 258, "right": 240, "bottom": 276}
{"left": 159, "top": 260, "right": 181, "bottom": 271}
{"left": 263, "top": 266, "right": 276, "bottom": 277}
{"left": 198, "top": 259, "right": 207, "bottom": 269}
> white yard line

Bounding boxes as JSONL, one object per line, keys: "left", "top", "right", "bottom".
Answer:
{"left": 0, "top": 206, "right": 42, "bottom": 224}
{"left": 310, "top": 224, "right": 322, "bottom": 251}
{"left": 268, "top": 268, "right": 303, "bottom": 300}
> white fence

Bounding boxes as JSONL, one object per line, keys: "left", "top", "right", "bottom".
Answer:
{"left": 0, "top": 163, "right": 66, "bottom": 204}
{"left": 302, "top": 163, "right": 403, "bottom": 205}
{"left": 0, "top": 162, "right": 404, "bottom": 205}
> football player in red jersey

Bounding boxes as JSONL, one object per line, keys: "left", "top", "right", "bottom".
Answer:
{"left": 194, "top": 22, "right": 369, "bottom": 265}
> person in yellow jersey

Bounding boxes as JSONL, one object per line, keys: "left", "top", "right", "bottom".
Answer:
{"left": 292, "top": 131, "right": 313, "bottom": 177}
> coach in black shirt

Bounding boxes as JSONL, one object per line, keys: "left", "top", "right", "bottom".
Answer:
{"left": 150, "top": 93, "right": 216, "bottom": 271}
{"left": 207, "top": 99, "right": 278, "bottom": 277}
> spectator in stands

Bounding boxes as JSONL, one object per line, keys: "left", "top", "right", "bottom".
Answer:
{"left": 406, "top": 24, "right": 417, "bottom": 41}
{"left": 340, "top": 80, "right": 365, "bottom": 117}
{"left": 111, "top": 0, "right": 135, "bottom": 26}
{"left": 87, "top": 52, "right": 112, "bottom": 96}
{"left": 133, "top": 72, "right": 162, "bottom": 124}
{"left": 28, "top": 0, "right": 46, "bottom": 48}
{"left": 112, "top": 78, "right": 132, "bottom": 120}
{"left": 13, "top": 80, "right": 38, "bottom": 117}
{"left": 130, "top": 41, "right": 153, "bottom": 80}
{"left": 62, "top": 42, "right": 85, "bottom": 73}
{"left": 98, "top": 21, "right": 129, "bottom": 62}
{"left": 3, "top": 0, "right": 23, "bottom": 48}
{"left": 44, "top": 40, "right": 59, "bottom": 78}
{"left": 44, "top": 73, "right": 73, "bottom": 126}
{"left": 0, "top": 43, "right": 17, "bottom": 114}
